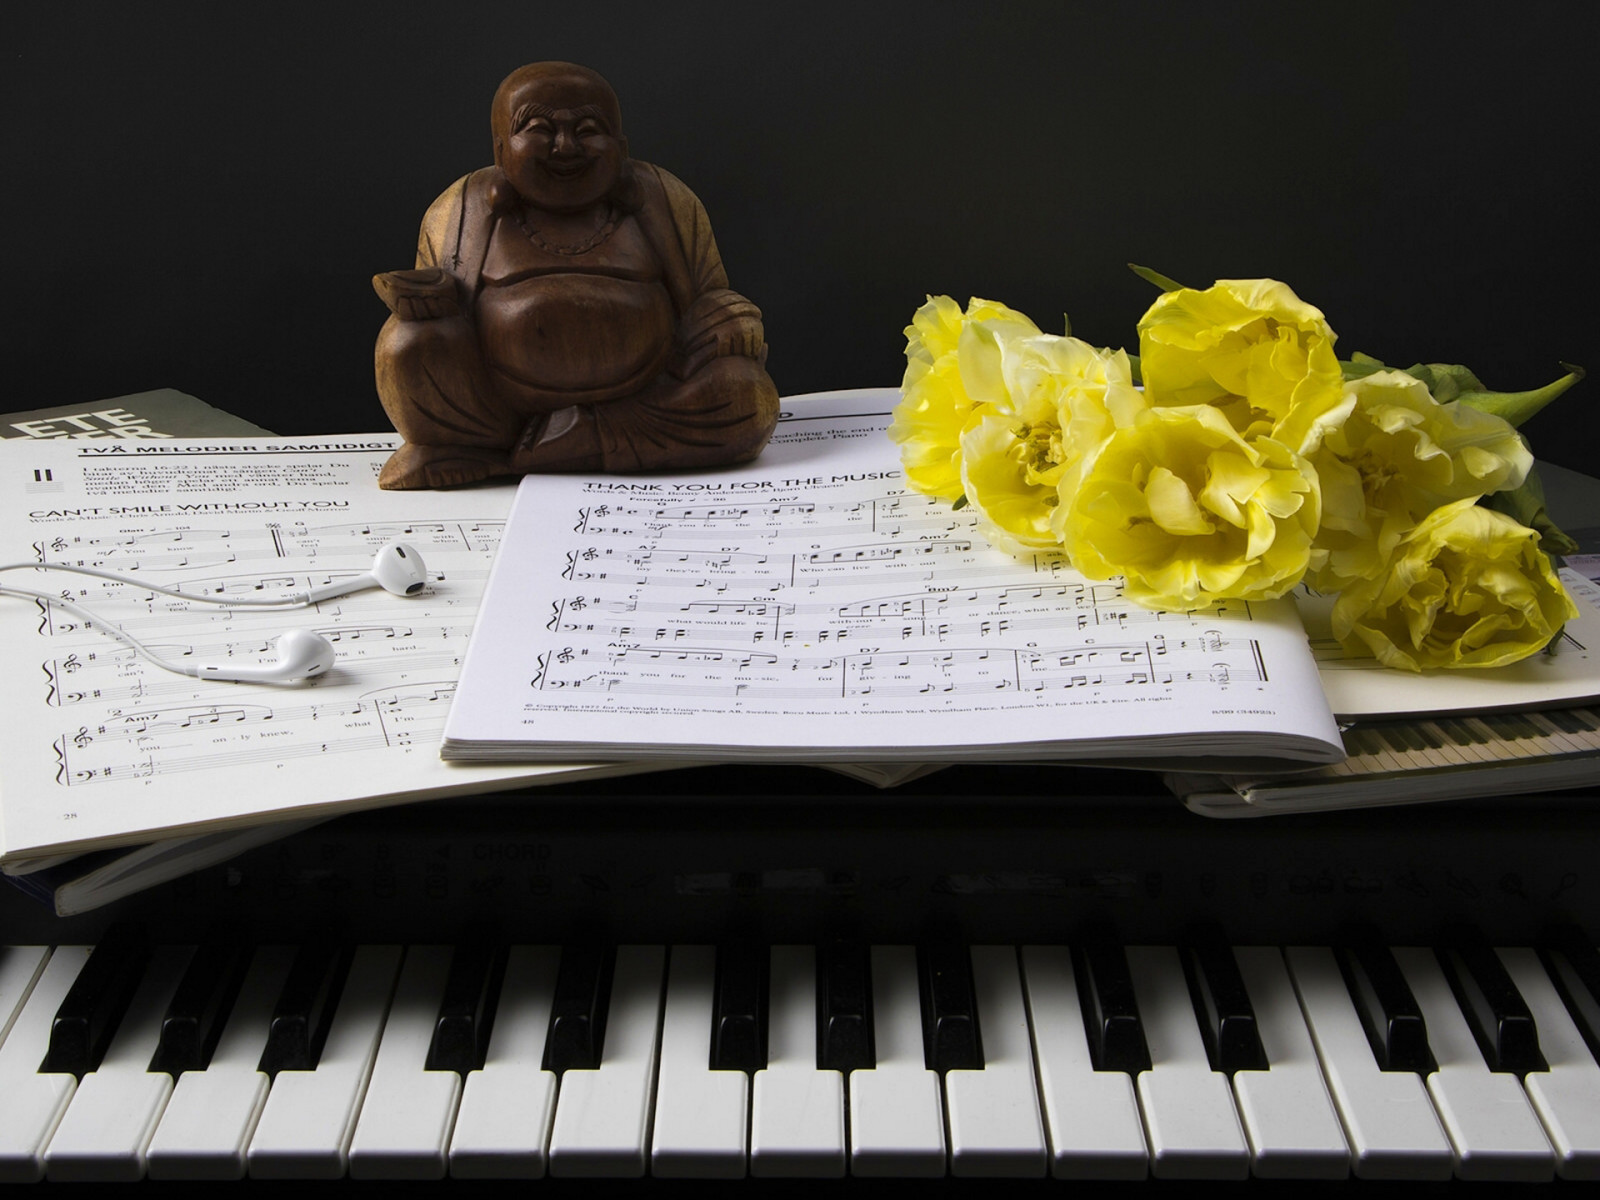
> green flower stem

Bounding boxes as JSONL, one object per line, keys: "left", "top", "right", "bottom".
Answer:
{"left": 1457, "top": 363, "right": 1586, "bottom": 429}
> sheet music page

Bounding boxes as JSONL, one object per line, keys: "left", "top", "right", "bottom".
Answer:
{"left": 0, "top": 434, "right": 648, "bottom": 861}
{"left": 445, "top": 389, "right": 1344, "bottom": 765}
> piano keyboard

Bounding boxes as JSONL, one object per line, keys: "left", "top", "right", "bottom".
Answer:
{"left": 1184, "top": 706, "right": 1600, "bottom": 816}
{"left": 1332, "top": 707, "right": 1600, "bottom": 779}
{"left": 3, "top": 933, "right": 1600, "bottom": 1182}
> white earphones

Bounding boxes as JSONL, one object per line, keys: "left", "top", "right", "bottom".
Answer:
{"left": 0, "top": 541, "right": 429, "bottom": 685}
{"left": 186, "top": 629, "right": 337, "bottom": 684}
{"left": 303, "top": 542, "right": 429, "bottom": 603}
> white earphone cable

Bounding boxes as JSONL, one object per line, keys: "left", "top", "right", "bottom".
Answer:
{"left": 0, "top": 583, "right": 194, "bottom": 676}
{"left": 0, "top": 561, "right": 318, "bottom": 607}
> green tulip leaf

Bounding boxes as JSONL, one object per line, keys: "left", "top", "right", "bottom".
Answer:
{"left": 1457, "top": 363, "right": 1586, "bottom": 428}
{"left": 1402, "top": 362, "right": 1487, "bottom": 403}
{"left": 1127, "top": 264, "right": 1189, "bottom": 293}
{"left": 1483, "top": 466, "right": 1580, "bottom": 557}
{"left": 1339, "top": 352, "right": 1388, "bottom": 381}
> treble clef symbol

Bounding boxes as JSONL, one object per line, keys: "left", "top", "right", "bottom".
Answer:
{"left": 73, "top": 726, "right": 93, "bottom": 748}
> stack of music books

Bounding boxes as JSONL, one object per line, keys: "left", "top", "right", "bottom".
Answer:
{"left": 1168, "top": 572, "right": 1600, "bottom": 816}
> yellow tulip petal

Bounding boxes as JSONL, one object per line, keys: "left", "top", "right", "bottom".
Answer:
{"left": 1146, "top": 467, "right": 1214, "bottom": 536}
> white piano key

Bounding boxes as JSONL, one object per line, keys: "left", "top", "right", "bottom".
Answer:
{"left": 44, "top": 943, "right": 192, "bottom": 1182}
{"left": 750, "top": 944, "right": 845, "bottom": 1178}
{"left": 1018, "top": 945, "right": 1147, "bottom": 1179}
{"left": 246, "top": 944, "right": 403, "bottom": 1180}
{"left": 0, "top": 945, "right": 49, "bottom": 1046}
{"left": 448, "top": 945, "right": 560, "bottom": 1179}
{"left": 1471, "top": 713, "right": 1585, "bottom": 760}
{"left": 1126, "top": 944, "right": 1249, "bottom": 1180}
{"left": 1426, "top": 721, "right": 1500, "bottom": 765}
{"left": 348, "top": 944, "right": 462, "bottom": 1180}
{"left": 1392, "top": 945, "right": 1555, "bottom": 1181}
{"left": 547, "top": 944, "right": 665, "bottom": 1177}
{"left": 850, "top": 944, "right": 947, "bottom": 1177}
{"left": 146, "top": 944, "right": 296, "bottom": 1180}
{"left": 945, "top": 944, "right": 1046, "bottom": 1177}
{"left": 1285, "top": 945, "right": 1453, "bottom": 1179}
{"left": 1524, "top": 710, "right": 1599, "bottom": 756}
{"left": 0, "top": 946, "right": 89, "bottom": 1183}
{"left": 652, "top": 945, "right": 748, "bottom": 1178}
{"left": 1230, "top": 946, "right": 1350, "bottom": 1178}
{"left": 1500, "top": 946, "right": 1600, "bottom": 1178}
{"left": 1412, "top": 723, "right": 1475, "bottom": 766}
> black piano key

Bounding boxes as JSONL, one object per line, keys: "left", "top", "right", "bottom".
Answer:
{"left": 259, "top": 942, "right": 353, "bottom": 1076}
{"left": 149, "top": 936, "right": 252, "bottom": 1077}
{"left": 1435, "top": 932, "right": 1545, "bottom": 1075}
{"left": 41, "top": 923, "right": 150, "bottom": 1077}
{"left": 1439, "top": 716, "right": 1485, "bottom": 745}
{"left": 1482, "top": 712, "right": 1537, "bottom": 743}
{"left": 1344, "top": 727, "right": 1381, "bottom": 757}
{"left": 542, "top": 943, "right": 614, "bottom": 1073}
{"left": 1393, "top": 723, "right": 1430, "bottom": 752}
{"left": 817, "top": 940, "right": 874, "bottom": 1073}
{"left": 1181, "top": 939, "right": 1268, "bottom": 1074}
{"left": 1374, "top": 724, "right": 1417, "bottom": 754}
{"left": 1414, "top": 722, "right": 1447, "bottom": 749}
{"left": 710, "top": 941, "right": 767, "bottom": 1072}
{"left": 1504, "top": 713, "right": 1545, "bottom": 740}
{"left": 917, "top": 942, "right": 983, "bottom": 1072}
{"left": 424, "top": 942, "right": 508, "bottom": 1075}
{"left": 1538, "top": 926, "right": 1600, "bottom": 1065}
{"left": 1541, "top": 707, "right": 1588, "bottom": 736}
{"left": 1335, "top": 938, "right": 1435, "bottom": 1074}
{"left": 1072, "top": 942, "right": 1151, "bottom": 1075}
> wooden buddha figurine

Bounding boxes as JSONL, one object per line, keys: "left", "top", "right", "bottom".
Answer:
{"left": 373, "top": 62, "right": 779, "bottom": 489}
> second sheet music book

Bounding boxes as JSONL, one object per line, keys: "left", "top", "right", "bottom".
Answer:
{"left": 442, "top": 390, "right": 1349, "bottom": 769}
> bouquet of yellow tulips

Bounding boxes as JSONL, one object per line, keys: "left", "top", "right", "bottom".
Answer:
{"left": 889, "top": 270, "right": 1585, "bottom": 671}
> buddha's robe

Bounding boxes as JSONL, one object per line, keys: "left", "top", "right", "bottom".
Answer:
{"left": 376, "top": 161, "right": 777, "bottom": 489}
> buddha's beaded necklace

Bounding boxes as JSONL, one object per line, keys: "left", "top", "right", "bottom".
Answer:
{"left": 516, "top": 204, "right": 621, "bottom": 256}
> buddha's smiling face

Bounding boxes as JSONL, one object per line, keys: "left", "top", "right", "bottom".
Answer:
{"left": 493, "top": 68, "right": 627, "bottom": 213}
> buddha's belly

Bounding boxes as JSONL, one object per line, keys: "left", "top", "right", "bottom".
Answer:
{"left": 477, "top": 273, "right": 675, "bottom": 401}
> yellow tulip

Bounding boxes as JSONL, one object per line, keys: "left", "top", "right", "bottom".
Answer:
{"left": 1055, "top": 403, "right": 1321, "bottom": 609}
{"left": 957, "top": 335, "right": 1142, "bottom": 555}
{"left": 889, "top": 296, "right": 1040, "bottom": 501}
{"left": 1310, "top": 370, "right": 1534, "bottom": 590}
{"left": 1137, "top": 278, "right": 1346, "bottom": 450}
{"left": 1331, "top": 498, "right": 1577, "bottom": 671}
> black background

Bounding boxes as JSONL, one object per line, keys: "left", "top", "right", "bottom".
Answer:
{"left": 9, "top": 2, "right": 1598, "bottom": 467}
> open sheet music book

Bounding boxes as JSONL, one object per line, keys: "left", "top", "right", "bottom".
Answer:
{"left": 0, "top": 432, "right": 657, "bottom": 864}
{"left": 442, "top": 390, "right": 1347, "bottom": 769}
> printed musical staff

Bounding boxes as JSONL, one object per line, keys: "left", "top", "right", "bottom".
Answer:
{"left": 508, "top": 469, "right": 1279, "bottom": 719}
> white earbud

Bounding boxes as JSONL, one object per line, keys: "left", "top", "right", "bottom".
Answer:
{"left": 0, "top": 542, "right": 430, "bottom": 687}
{"left": 303, "top": 542, "right": 429, "bottom": 603}
{"left": 185, "top": 628, "right": 337, "bottom": 684}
